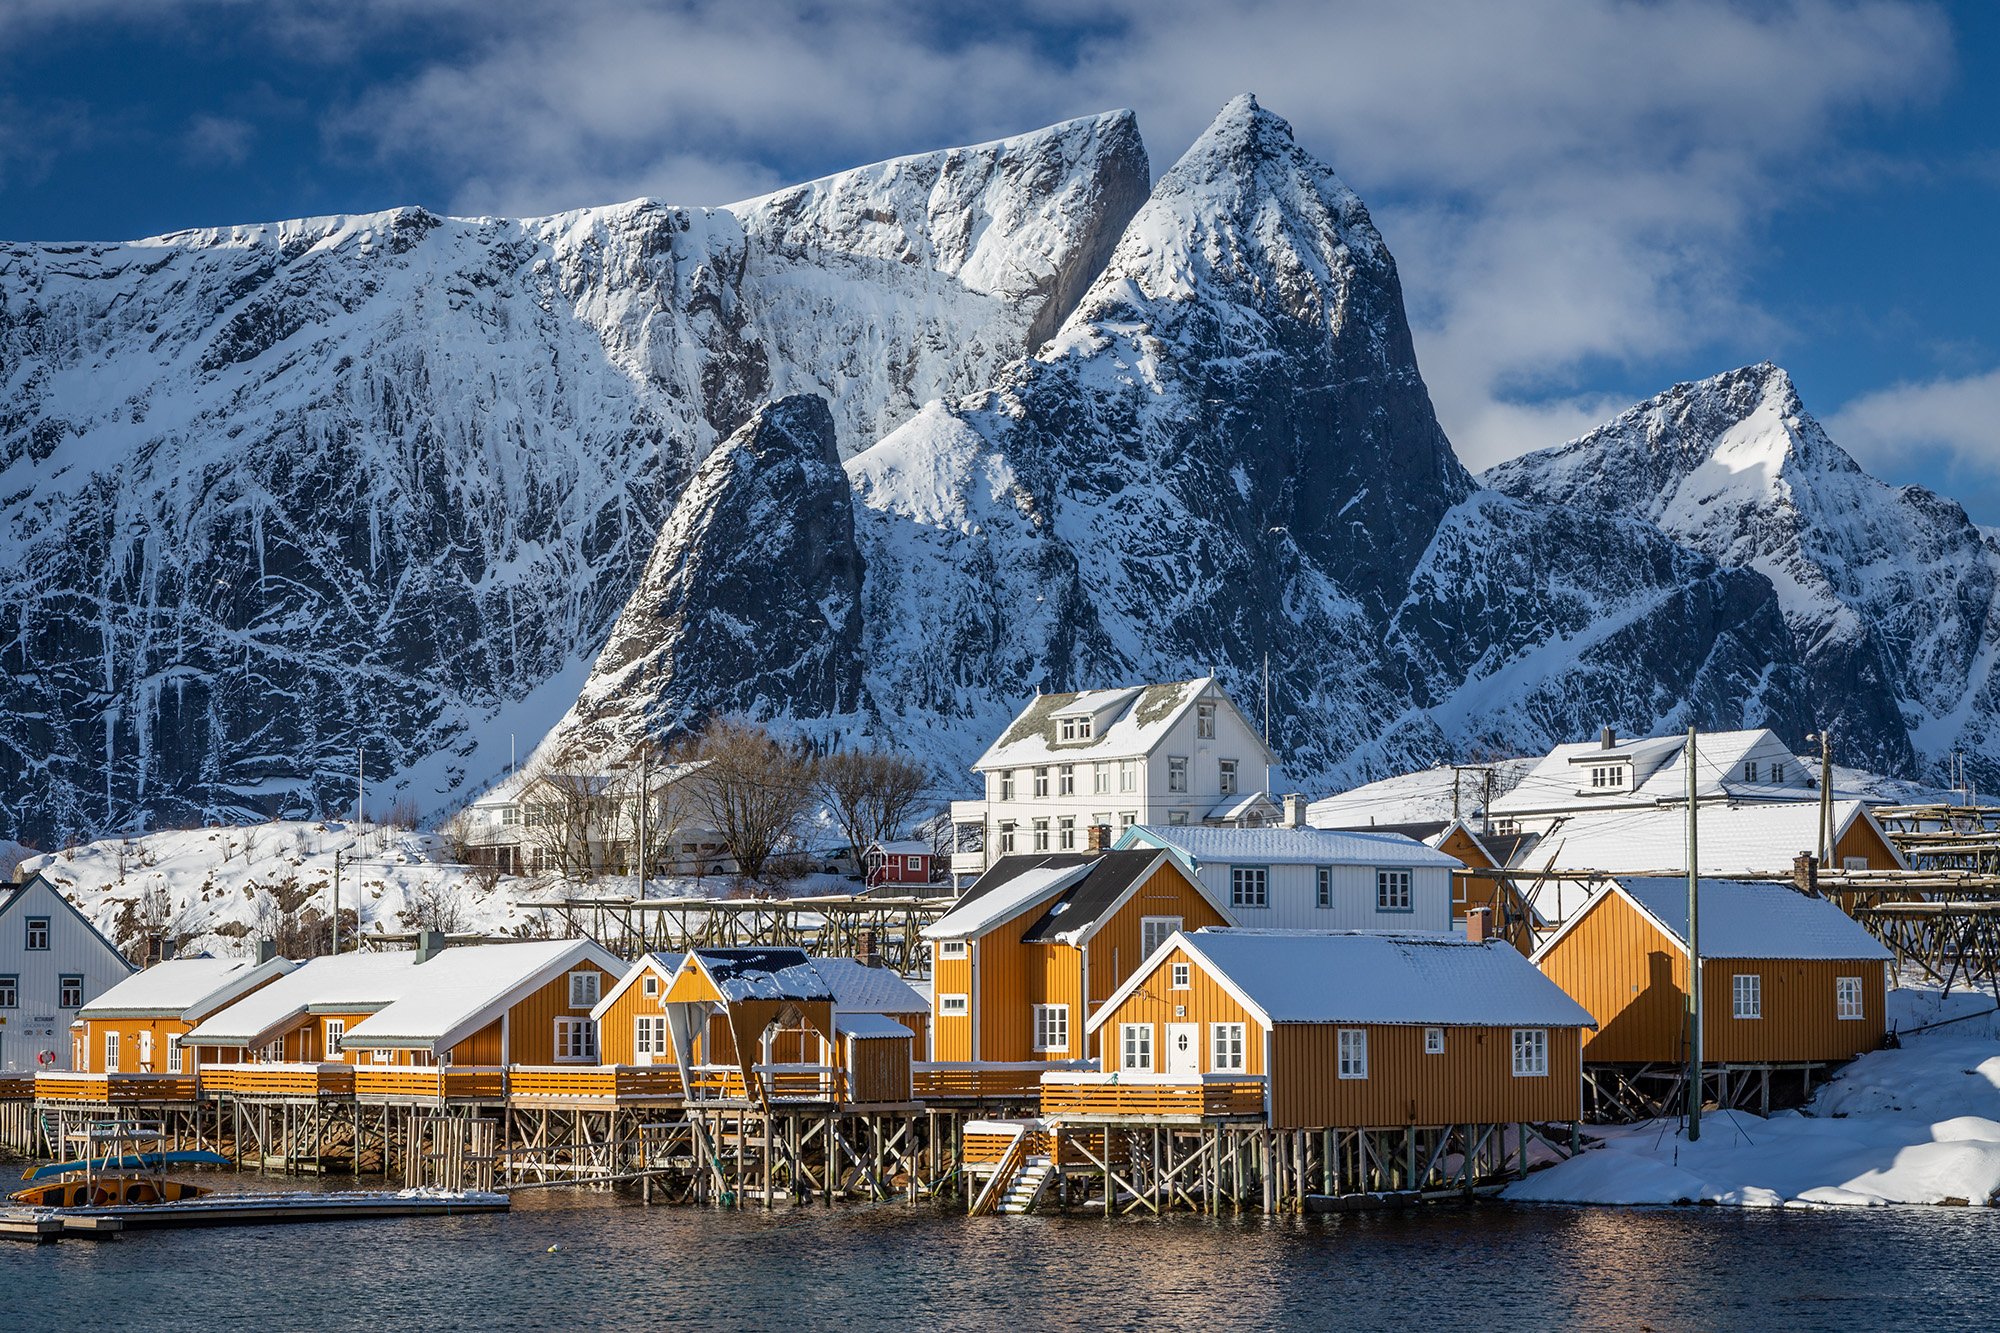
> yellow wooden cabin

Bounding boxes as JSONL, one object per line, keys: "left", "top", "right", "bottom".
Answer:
{"left": 182, "top": 950, "right": 428, "bottom": 1099}
{"left": 1532, "top": 876, "right": 1892, "bottom": 1067}
{"left": 921, "top": 849, "right": 1232, "bottom": 1089}
{"left": 1065, "top": 928, "right": 1594, "bottom": 1130}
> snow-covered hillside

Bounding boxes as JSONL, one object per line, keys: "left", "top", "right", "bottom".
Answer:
{"left": 1487, "top": 364, "right": 2000, "bottom": 787}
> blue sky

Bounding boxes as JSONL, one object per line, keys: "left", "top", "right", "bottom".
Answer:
{"left": 4, "top": 0, "right": 1996, "bottom": 518}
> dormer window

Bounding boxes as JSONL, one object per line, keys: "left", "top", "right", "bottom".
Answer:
{"left": 1588, "top": 765, "right": 1627, "bottom": 790}
{"left": 1744, "top": 760, "right": 1761, "bottom": 783}
{"left": 1771, "top": 761, "right": 1786, "bottom": 783}
{"left": 1058, "top": 715, "right": 1093, "bottom": 742}
{"left": 1197, "top": 702, "right": 1216, "bottom": 740}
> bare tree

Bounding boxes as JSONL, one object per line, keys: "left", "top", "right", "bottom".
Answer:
{"left": 400, "top": 882, "right": 468, "bottom": 935}
{"left": 813, "top": 748, "right": 935, "bottom": 869}
{"left": 677, "top": 718, "right": 817, "bottom": 882}
{"left": 613, "top": 737, "right": 690, "bottom": 885}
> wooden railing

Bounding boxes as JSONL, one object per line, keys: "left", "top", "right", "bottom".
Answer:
{"left": 967, "top": 1121, "right": 1031, "bottom": 1217}
{"left": 199, "top": 1063, "right": 356, "bottom": 1099}
{"left": 913, "top": 1061, "right": 1088, "bottom": 1102}
{"left": 507, "top": 1065, "right": 684, "bottom": 1104}
{"left": 33, "top": 1072, "right": 200, "bottom": 1104}
{"left": 684, "top": 1063, "right": 842, "bottom": 1103}
{"left": 1038, "top": 1073, "right": 1267, "bottom": 1120}
{"left": 351, "top": 1066, "right": 506, "bottom": 1102}
{"left": 0, "top": 1071, "right": 34, "bottom": 1101}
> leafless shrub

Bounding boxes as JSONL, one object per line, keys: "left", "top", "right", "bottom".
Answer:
{"left": 675, "top": 718, "right": 816, "bottom": 883}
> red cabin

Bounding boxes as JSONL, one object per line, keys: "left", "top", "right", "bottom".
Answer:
{"left": 864, "top": 840, "right": 937, "bottom": 889}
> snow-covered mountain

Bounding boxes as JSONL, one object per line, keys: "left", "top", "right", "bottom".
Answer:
{"left": 0, "top": 112, "right": 1147, "bottom": 842}
{"left": 1485, "top": 363, "right": 2000, "bottom": 786}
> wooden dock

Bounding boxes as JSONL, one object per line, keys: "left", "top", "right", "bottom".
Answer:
{"left": 3, "top": 1190, "right": 506, "bottom": 1238}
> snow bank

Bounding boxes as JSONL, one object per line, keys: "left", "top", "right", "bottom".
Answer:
{"left": 1508, "top": 984, "right": 2000, "bottom": 1208}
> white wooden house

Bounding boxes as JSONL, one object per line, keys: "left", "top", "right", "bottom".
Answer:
{"left": 0, "top": 875, "right": 134, "bottom": 1071}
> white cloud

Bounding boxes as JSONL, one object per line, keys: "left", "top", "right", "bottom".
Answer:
{"left": 182, "top": 113, "right": 253, "bottom": 166}
{"left": 1826, "top": 367, "right": 2000, "bottom": 483}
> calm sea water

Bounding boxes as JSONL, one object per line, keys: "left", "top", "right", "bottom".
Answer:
{"left": 3, "top": 1170, "right": 1996, "bottom": 1331}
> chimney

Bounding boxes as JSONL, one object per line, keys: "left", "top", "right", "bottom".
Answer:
{"left": 255, "top": 938, "right": 276, "bottom": 965}
{"left": 1282, "top": 793, "right": 1308, "bottom": 828}
{"left": 1466, "top": 907, "right": 1491, "bottom": 945}
{"left": 416, "top": 929, "right": 446, "bottom": 964}
{"left": 1600, "top": 725, "right": 1616, "bottom": 750}
{"left": 1086, "top": 824, "right": 1114, "bottom": 852}
{"left": 1792, "top": 852, "right": 1821, "bottom": 897}
{"left": 855, "top": 926, "right": 883, "bottom": 969}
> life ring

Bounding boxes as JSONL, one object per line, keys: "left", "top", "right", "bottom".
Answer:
{"left": 35, "top": 1050, "right": 55, "bottom": 1068}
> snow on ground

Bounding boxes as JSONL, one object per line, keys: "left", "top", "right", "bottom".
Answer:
{"left": 1508, "top": 982, "right": 2000, "bottom": 1208}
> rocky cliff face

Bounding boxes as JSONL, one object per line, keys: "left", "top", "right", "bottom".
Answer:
{"left": 0, "top": 113, "right": 1146, "bottom": 840}
{"left": 1486, "top": 363, "right": 2000, "bottom": 784}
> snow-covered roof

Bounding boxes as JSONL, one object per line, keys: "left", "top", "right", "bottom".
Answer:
{"left": 80, "top": 956, "right": 294, "bottom": 1020}
{"left": 590, "top": 951, "right": 685, "bottom": 1021}
{"left": 1089, "top": 929, "right": 1596, "bottom": 1032}
{"left": 1517, "top": 800, "right": 1897, "bottom": 876}
{"left": 1541, "top": 877, "right": 1892, "bottom": 963}
{"left": 835, "top": 1012, "right": 914, "bottom": 1039}
{"left": 686, "top": 948, "right": 834, "bottom": 1003}
{"left": 1121, "top": 824, "right": 1461, "bottom": 869}
{"left": 1205, "top": 790, "right": 1276, "bottom": 821}
{"left": 921, "top": 862, "right": 1093, "bottom": 939}
{"left": 808, "top": 957, "right": 928, "bottom": 1013}
{"left": 186, "top": 951, "right": 423, "bottom": 1046}
{"left": 1489, "top": 728, "right": 1820, "bottom": 816}
{"left": 343, "top": 940, "right": 623, "bottom": 1051}
{"left": 972, "top": 677, "right": 1272, "bottom": 771}
{"left": 869, "top": 841, "right": 932, "bottom": 856}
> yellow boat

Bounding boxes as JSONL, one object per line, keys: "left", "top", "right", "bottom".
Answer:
{"left": 12, "top": 1121, "right": 222, "bottom": 1207}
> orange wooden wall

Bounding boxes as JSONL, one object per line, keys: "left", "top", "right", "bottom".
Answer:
{"left": 1090, "top": 943, "right": 1265, "bottom": 1075}
{"left": 932, "top": 944, "right": 973, "bottom": 1060}
{"left": 1269, "top": 1023, "right": 1582, "bottom": 1129}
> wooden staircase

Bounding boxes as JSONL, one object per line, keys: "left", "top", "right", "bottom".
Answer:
{"left": 994, "top": 1152, "right": 1053, "bottom": 1215}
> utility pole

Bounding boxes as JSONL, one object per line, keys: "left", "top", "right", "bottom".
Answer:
{"left": 1451, "top": 769, "right": 1462, "bottom": 823}
{"left": 633, "top": 743, "right": 651, "bottom": 901}
{"left": 1816, "top": 730, "right": 1834, "bottom": 866}
{"left": 331, "top": 851, "right": 341, "bottom": 956}
{"left": 1686, "top": 725, "right": 1702, "bottom": 1143}
{"left": 357, "top": 741, "right": 365, "bottom": 830}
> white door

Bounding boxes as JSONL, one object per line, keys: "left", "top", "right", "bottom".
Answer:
{"left": 1165, "top": 1023, "right": 1199, "bottom": 1077}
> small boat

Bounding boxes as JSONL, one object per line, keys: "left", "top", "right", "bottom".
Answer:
{"left": 11, "top": 1120, "right": 224, "bottom": 1208}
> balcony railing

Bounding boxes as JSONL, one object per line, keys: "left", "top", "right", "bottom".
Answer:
{"left": 33, "top": 1072, "right": 200, "bottom": 1104}
{"left": 1038, "top": 1072, "right": 1267, "bottom": 1120}
{"left": 684, "top": 1063, "right": 843, "bottom": 1104}
{"left": 912, "top": 1060, "right": 1089, "bottom": 1102}
{"left": 199, "top": 1062, "right": 357, "bottom": 1099}
{"left": 0, "top": 1071, "right": 34, "bottom": 1101}
{"left": 507, "top": 1065, "right": 684, "bottom": 1104}
{"left": 351, "top": 1065, "right": 507, "bottom": 1103}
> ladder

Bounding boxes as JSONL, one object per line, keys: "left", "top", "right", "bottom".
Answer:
{"left": 994, "top": 1153, "right": 1053, "bottom": 1215}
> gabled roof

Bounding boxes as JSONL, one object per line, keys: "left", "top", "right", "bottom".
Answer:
{"left": 807, "top": 958, "right": 928, "bottom": 1013}
{"left": 921, "top": 860, "right": 1096, "bottom": 940}
{"left": 922, "top": 850, "right": 1211, "bottom": 946}
{"left": 0, "top": 874, "right": 134, "bottom": 973}
{"left": 868, "top": 840, "right": 933, "bottom": 857}
{"left": 972, "top": 677, "right": 1274, "bottom": 771}
{"left": 80, "top": 956, "right": 294, "bottom": 1021}
{"left": 683, "top": 948, "right": 832, "bottom": 1003}
{"left": 1121, "top": 824, "right": 1461, "bottom": 869}
{"left": 590, "top": 951, "right": 686, "bottom": 1021}
{"left": 1489, "top": 728, "right": 1821, "bottom": 815}
{"left": 1088, "top": 929, "right": 1597, "bottom": 1032}
{"left": 1532, "top": 877, "right": 1892, "bottom": 964}
{"left": 1016, "top": 851, "right": 1190, "bottom": 945}
{"left": 186, "top": 951, "right": 424, "bottom": 1047}
{"left": 1517, "top": 800, "right": 1900, "bottom": 876}
{"left": 343, "top": 940, "right": 623, "bottom": 1051}
{"left": 1206, "top": 791, "right": 1277, "bottom": 821}
{"left": 834, "top": 1012, "right": 914, "bottom": 1039}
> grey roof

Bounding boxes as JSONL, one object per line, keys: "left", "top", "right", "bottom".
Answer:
{"left": 940, "top": 851, "right": 1168, "bottom": 944}
{"left": 1126, "top": 824, "right": 1461, "bottom": 869}
{"left": 1612, "top": 877, "right": 1893, "bottom": 962}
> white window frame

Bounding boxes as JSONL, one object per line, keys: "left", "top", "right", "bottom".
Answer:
{"left": 1058, "top": 763, "right": 1076, "bottom": 796}
{"left": 166, "top": 1036, "right": 184, "bottom": 1074}
{"left": 372, "top": 1048, "right": 392, "bottom": 1064}
{"left": 1424, "top": 1027, "right": 1444, "bottom": 1055}
{"left": 1171, "top": 962, "right": 1191, "bottom": 991}
{"left": 104, "top": 1030, "right": 120, "bottom": 1074}
{"left": 1197, "top": 702, "right": 1216, "bottom": 739}
{"left": 1511, "top": 1028, "right": 1548, "bottom": 1077}
{"left": 940, "top": 994, "right": 969, "bottom": 1017}
{"left": 635, "top": 1014, "right": 668, "bottom": 1058}
{"left": 1093, "top": 763, "right": 1111, "bottom": 795}
{"left": 999, "top": 770, "right": 1016, "bottom": 801}
{"left": 999, "top": 822, "right": 1017, "bottom": 854}
{"left": 554, "top": 1017, "right": 598, "bottom": 1063}
{"left": 1033, "top": 766, "right": 1050, "bottom": 798}
{"left": 1733, "top": 973, "right": 1762, "bottom": 1019}
{"left": 1032, "top": 1004, "right": 1070, "bottom": 1054}
{"left": 1119, "top": 759, "right": 1137, "bottom": 793}
{"left": 1167, "top": 756, "right": 1189, "bottom": 793}
{"left": 1376, "top": 869, "right": 1413, "bottom": 913}
{"left": 1337, "top": 1028, "right": 1368, "bottom": 1079}
{"left": 1219, "top": 758, "right": 1238, "bottom": 796}
{"left": 905, "top": 854, "right": 925, "bottom": 873}
{"left": 1141, "top": 915, "right": 1182, "bottom": 960}
{"left": 1119, "top": 1023, "right": 1154, "bottom": 1072}
{"left": 1836, "top": 976, "right": 1864, "bottom": 1020}
{"left": 324, "top": 1019, "right": 345, "bottom": 1058}
{"left": 938, "top": 940, "right": 968, "bottom": 959}
{"left": 1058, "top": 816, "right": 1076, "bottom": 850}
{"left": 643, "top": 974, "right": 661, "bottom": 996}
{"left": 1744, "top": 760, "right": 1761, "bottom": 783}
{"left": 1032, "top": 819, "right": 1050, "bottom": 852}
{"left": 1231, "top": 866, "right": 1268, "bottom": 909}
{"left": 1771, "top": 761, "right": 1787, "bottom": 783}
{"left": 568, "top": 970, "right": 601, "bottom": 1009}
{"left": 1119, "top": 811, "right": 1138, "bottom": 829}
{"left": 1316, "top": 866, "right": 1332, "bottom": 909}
{"left": 1210, "top": 1022, "right": 1246, "bottom": 1072}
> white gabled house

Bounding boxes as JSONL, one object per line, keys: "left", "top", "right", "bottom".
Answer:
{"left": 1115, "top": 824, "right": 1461, "bottom": 934}
{"left": 949, "top": 677, "right": 1282, "bottom": 879}
{"left": 0, "top": 874, "right": 134, "bottom": 1071}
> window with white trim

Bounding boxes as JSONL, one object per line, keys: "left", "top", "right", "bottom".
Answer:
{"left": 1210, "top": 1022, "right": 1246, "bottom": 1072}
{"left": 1141, "top": 916, "right": 1182, "bottom": 959}
{"left": 1376, "top": 869, "right": 1413, "bottom": 912}
{"left": 568, "top": 971, "right": 601, "bottom": 1009}
{"left": 1120, "top": 1023, "right": 1154, "bottom": 1072}
{"left": 1337, "top": 1028, "right": 1367, "bottom": 1079}
{"left": 1743, "top": 760, "right": 1761, "bottom": 783}
{"left": 906, "top": 854, "right": 925, "bottom": 872}
{"left": 1119, "top": 811, "right": 1138, "bottom": 829}
{"left": 324, "top": 1019, "right": 345, "bottom": 1058}
{"left": 1511, "top": 1028, "right": 1548, "bottom": 1077}
{"left": 1424, "top": 1027, "right": 1444, "bottom": 1055}
{"left": 1836, "top": 976, "right": 1864, "bottom": 1020}
{"left": 265, "top": 1036, "right": 286, "bottom": 1062}
{"left": 1058, "top": 763, "right": 1076, "bottom": 796}
{"left": 1094, "top": 763, "right": 1111, "bottom": 795}
{"left": 25, "top": 917, "right": 49, "bottom": 951}
{"left": 1231, "top": 866, "right": 1268, "bottom": 908}
{"left": 1588, "top": 765, "right": 1627, "bottom": 790}
{"left": 1032, "top": 1004, "right": 1069, "bottom": 1053}
{"left": 1219, "top": 758, "right": 1238, "bottom": 796}
{"left": 103, "top": 1030, "right": 120, "bottom": 1074}
{"left": 1843, "top": 856, "right": 1868, "bottom": 872}
{"left": 643, "top": 974, "right": 660, "bottom": 996}
{"left": 940, "top": 994, "right": 968, "bottom": 1016}
{"left": 166, "top": 1036, "right": 184, "bottom": 1074}
{"left": 1032, "top": 819, "right": 1050, "bottom": 852}
{"left": 1171, "top": 962, "right": 1191, "bottom": 990}
{"left": 1733, "top": 973, "right": 1762, "bottom": 1019}
{"left": 0, "top": 975, "right": 15, "bottom": 1008}
{"left": 999, "top": 822, "right": 1017, "bottom": 854}
{"left": 1197, "top": 702, "right": 1216, "bottom": 739}
{"left": 635, "top": 1015, "right": 668, "bottom": 1058}
{"left": 1058, "top": 816, "right": 1076, "bottom": 850}
{"left": 938, "top": 940, "right": 967, "bottom": 959}
{"left": 1316, "top": 866, "right": 1332, "bottom": 908}
{"left": 999, "top": 770, "right": 1016, "bottom": 801}
{"left": 59, "top": 975, "right": 83, "bottom": 1009}
{"left": 554, "top": 1017, "right": 598, "bottom": 1063}
{"left": 1167, "top": 756, "right": 1189, "bottom": 793}
{"left": 1119, "top": 759, "right": 1137, "bottom": 793}
{"left": 1033, "top": 766, "right": 1050, "bottom": 798}
{"left": 1167, "top": 810, "right": 1188, "bottom": 826}
{"left": 1771, "top": 761, "right": 1788, "bottom": 783}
